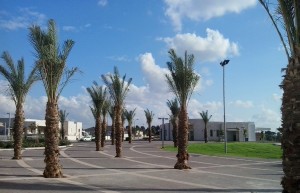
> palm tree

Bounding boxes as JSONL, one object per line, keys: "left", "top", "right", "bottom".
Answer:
{"left": 144, "top": 109, "right": 154, "bottom": 143}
{"left": 87, "top": 81, "right": 107, "bottom": 151}
{"left": 0, "top": 52, "right": 38, "bottom": 159}
{"left": 101, "top": 99, "right": 110, "bottom": 148}
{"left": 124, "top": 108, "right": 136, "bottom": 143}
{"left": 199, "top": 110, "right": 212, "bottom": 143}
{"left": 29, "top": 19, "right": 79, "bottom": 178}
{"left": 165, "top": 49, "right": 199, "bottom": 170}
{"left": 102, "top": 66, "right": 132, "bottom": 157}
{"left": 108, "top": 104, "right": 115, "bottom": 145}
{"left": 259, "top": 1, "right": 300, "bottom": 191}
{"left": 59, "top": 109, "right": 69, "bottom": 140}
{"left": 167, "top": 98, "right": 180, "bottom": 147}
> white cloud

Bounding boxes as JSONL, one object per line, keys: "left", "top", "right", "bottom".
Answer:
{"left": 63, "top": 26, "right": 76, "bottom": 32}
{"left": 273, "top": 93, "right": 281, "bottom": 102}
{"left": 108, "top": 55, "right": 131, "bottom": 62}
{"left": 160, "top": 29, "right": 239, "bottom": 62}
{"left": 231, "top": 100, "right": 254, "bottom": 108}
{"left": 252, "top": 107, "right": 281, "bottom": 129}
{"left": 98, "top": 0, "right": 108, "bottom": 7}
{"left": 164, "top": 0, "right": 257, "bottom": 31}
{"left": 0, "top": 8, "right": 47, "bottom": 30}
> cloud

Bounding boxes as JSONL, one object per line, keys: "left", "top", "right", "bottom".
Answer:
{"left": 98, "top": 0, "right": 108, "bottom": 7}
{"left": 160, "top": 29, "right": 239, "bottom": 62}
{"left": 107, "top": 55, "right": 131, "bottom": 62}
{"left": 164, "top": 0, "right": 257, "bottom": 31}
{"left": 62, "top": 26, "right": 76, "bottom": 32}
{"left": 231, "top": 100, "right": 254, "bottom": 108}
{"left": 252, "top": 107, "right": 281, "bottom": 129}
{"left": 0, "top": 8, "right": 47, "bottom": 30}
{"left": 273, "top": 93, "right": 281, "bottom": 102}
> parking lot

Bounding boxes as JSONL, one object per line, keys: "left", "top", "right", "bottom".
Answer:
{"left": 0, "top": 141, "right": 282, "bottom": 193}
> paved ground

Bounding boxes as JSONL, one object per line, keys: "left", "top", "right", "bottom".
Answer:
{"left": 0, "top": 141, "right": 283, "bottom": 193}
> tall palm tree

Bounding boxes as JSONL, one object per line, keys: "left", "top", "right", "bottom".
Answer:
{"left": 0, "top": 52, "right": 38, "bottom": 159}
{"left": 199, "top": 110, "right": 212, "bottom": 143}
{"left": 124, "top": 108, "right": 136, "bottom": 143}
{"left": 101, "top": 99, "right": 110, "bottom": 148}
{"left": 144, "top": 109, "right": 154, "bottom": 143}
{"left": 108, "top": 104, "right": 115, "bottom": 145}
{"left": 59, "top": 109, "right": 68, "bottom": 140}
{"left": 259, "top": 1, "right": 300, "bottom": 191}
{"left": 166, "top": 49, "right": 199, "bottom": 170}
{"left": 167, "top": 98, "right": 180, "bottom": 147}
{"left": 87, "top": 81, "right": 107, "bottom": 151}
{"left": 29, "top": 19, "right": 79, "bottom": 178}
{"left": 102, "top": 66, "right": 132, "bottom": 157}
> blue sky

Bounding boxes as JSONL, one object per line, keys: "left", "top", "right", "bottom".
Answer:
{"left": 0, "top": 0, "right": 285, "bottom": 130}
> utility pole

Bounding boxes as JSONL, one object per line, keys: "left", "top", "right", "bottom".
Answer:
{"left": 158, "top": 117, "right": 168, "bottom": 149}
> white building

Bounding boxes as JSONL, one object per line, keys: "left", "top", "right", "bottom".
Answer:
{"left": 161, "top": 119, "right": 256, "bottom": 142}
{"left": 0, "top": 118, "right": 83, "bottom": 141}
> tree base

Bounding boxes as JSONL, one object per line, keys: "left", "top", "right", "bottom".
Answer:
{"left": 174, "top": 162, "right": 191, "bottom": 170}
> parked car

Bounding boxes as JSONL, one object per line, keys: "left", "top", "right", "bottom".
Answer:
{"left": 80, "top": 136, "right": 92, "bottom": 141}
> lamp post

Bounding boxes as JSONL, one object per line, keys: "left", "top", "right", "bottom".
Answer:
{"left": 134, "top": 118, "right": 139, "bottom": 139}
{"left": 220, "top": 59, "right": 230, "bottom": 154}
{"left": 6, "top": 112, "right": 11, "bottom": 138}
{"left": 158, "top": 117, "right": 168, "bottom": 149}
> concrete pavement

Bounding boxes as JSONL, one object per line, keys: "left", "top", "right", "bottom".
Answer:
{"left": 0, "top": 141, "right": 283, "bottom": 193}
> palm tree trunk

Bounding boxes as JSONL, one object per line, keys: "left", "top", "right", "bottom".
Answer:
{"left": 115, "top": 105, "right": 122, "bottom": 157}
{"left": 12, "top": 102, "right": 24, "bottom": 160}
{"left": 172, "top": 118, "right": 178, "bottom": 148}
{"left": 281, "top": 51, "right": 300, "bottom": 192}
{"left": 95, "top": 116, "right": 101, "bottom": 151}
{"left": 101, "top": 118, "right": 106, "bottom": 148}
{"left": 43, "top": 101, "right": 63, "bottom": 178}
{"left": 128, "top": 125, "right": 132, "bottom": 143}
{"left": 148, "top": 123, "right": 152, "bottom": 143}
{"left": 174, "top": 105, "right": 191, "bottom": 169}
{"left": 204, "top": 124, "right": 208, "bottom": 143}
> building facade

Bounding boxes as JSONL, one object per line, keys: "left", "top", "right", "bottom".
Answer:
{"left": 0, "top": 118, "right": 83, "bottom": 141}
{"left": 161, "top": 119, "right": 256, "bottom": 142}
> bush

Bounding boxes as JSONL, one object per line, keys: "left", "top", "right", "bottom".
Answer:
{"left": 23, "top": 138, "right": 45, "bottom": 148}
{"left": 0, "top": 141, "right": 14, "bottom": 148}
{"left": 60, "top": 139, "right": 71, "bottom": 146}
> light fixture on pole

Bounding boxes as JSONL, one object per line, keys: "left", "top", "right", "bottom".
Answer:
{"left": 6, "top": 112, "right": 11, "bottom": 138}
{"left": 220, "top": 59, "right": 230, "bottom": 154}
{"left": 158, "top": 117, "right": 168, "bottom": 149}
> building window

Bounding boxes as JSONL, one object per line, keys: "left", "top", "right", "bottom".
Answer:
{"left": 210, "top": 130, "right": 213, "bottom": 137}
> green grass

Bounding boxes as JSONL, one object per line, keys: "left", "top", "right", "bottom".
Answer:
{"left": 164, "top": 142, "right": 282, "bottom": 159}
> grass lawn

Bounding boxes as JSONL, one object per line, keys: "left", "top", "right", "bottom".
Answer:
{"left": 164, "top": 142, "right": 282, "bottom": 159}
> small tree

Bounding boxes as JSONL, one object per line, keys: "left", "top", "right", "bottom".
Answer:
{"left": 199, "top": 110, "right": 212, "bottom": 143}
{"left": 124, "top": 108, "right": 136, "bottom": 143}
{"left": 144, "top": 109, "right": 154, "bottom": 143}
{"left": 59, "top": 109, "right": 69, "bottom": 140}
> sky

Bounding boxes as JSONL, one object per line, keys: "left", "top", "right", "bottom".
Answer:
{"left": 0, "top": 0, "right": 285, "bottom": 131}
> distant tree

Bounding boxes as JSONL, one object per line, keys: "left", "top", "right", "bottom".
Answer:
{"left": 59, "top": 109, "right": 69, "bottom": 140}
{"left": 0, "top": 52, "right": 39, "bottom": 159}
{"left": 167, "top": 98, "right": 180, "bottom": 147}
{"left": 102, "top": 67, "right": 132, "bottom": 157}
{"left": 124, "top": 108, "right": 136, "bottom": 143}
{"left": 144, "top": 109, "right": 154, "bottom": 142}
{"left": 108, "top": 104, "right": 115, "bottom": 145}
{"left": 199, "top": 110, "right": 212, "bottom": 143}
{"left": 87, "top": 81, "right": 107, "bottom": 151}
{"left": 165, "top": 49, "right": 199, "bottom": 169}
{"left": 101, "top": 99, "right": 110, "bottom": 148}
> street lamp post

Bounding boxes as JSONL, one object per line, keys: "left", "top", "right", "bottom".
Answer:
{"left": 220, "top": 59, "right": 230, "bottom": 154}
{"left": 6, "top": 112, "right": 11, "bottom": 139}
{"left": 158, "top": 117, "right": 168, "bottom": 149}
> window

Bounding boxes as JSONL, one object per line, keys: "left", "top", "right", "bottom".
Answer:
{"left": 210, "top": 130, "right": 213, "bottom": 137}
{"left": 217, "top": 130, "right": 220, "bottom": 137}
